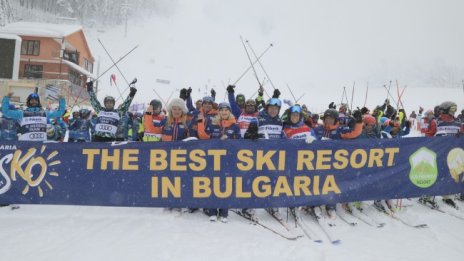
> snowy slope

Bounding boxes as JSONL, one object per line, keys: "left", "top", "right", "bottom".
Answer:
{"left": 1, "top": 200, "right": 464, "bottom": 261}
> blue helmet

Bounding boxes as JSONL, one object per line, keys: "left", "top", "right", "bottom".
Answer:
{"left": 202, "top": 96, "right": 214, "bottom": 104}
{"left": 218, "top": 102, "right": 231, "bottom": 111}
{"left": 27, "top": 93, "right": 41, "bottom": 107}
{"left": 290, "top": 105, "right": 302, "bottom": 114}
{"left": 267, "top": 98, "right": 281, "bottom": 108}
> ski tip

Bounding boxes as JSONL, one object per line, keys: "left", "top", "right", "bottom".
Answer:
{"left": 415, "top": 224, "right": 428, "bottom": 228}
{"left": 332, "top": 239, "right": 341, "bottom": 245}
{"left": 314, "top": 239, "right": 323, "bottom": 243}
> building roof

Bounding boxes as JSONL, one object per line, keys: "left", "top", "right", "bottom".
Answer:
{"left": 62, "top": 59, "right": 95, "bottom": 78}
{"left": 0, "top": 22, "right": 82, "bottom": 38}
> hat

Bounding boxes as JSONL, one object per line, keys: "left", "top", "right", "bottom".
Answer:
{"left": 363, "top": 115, "right": 376, "bottom": 125}
{"left": 167, "top": 98, "right": 188, "bottom": 114}
{"left": 202, "top": 96, "right": 214, "bottom": 104}
{"left": 218, "top": 102, "right": 231, "bottom": 111}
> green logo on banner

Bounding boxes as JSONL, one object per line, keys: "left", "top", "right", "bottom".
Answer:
{"left": 409, "top": 147, "right": 437, "bottom": 188}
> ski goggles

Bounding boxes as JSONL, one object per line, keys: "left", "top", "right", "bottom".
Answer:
{"left": 290, "top": 105, "right": 302, "bottom": 114}
{"left": 267, "top": 98, "right": 281, "bottom": 107}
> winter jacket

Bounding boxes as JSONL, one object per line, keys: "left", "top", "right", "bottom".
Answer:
{"left": 257, "top": 110, "right": 284, "bottom": 139}
{"left": 141, "top": 113, "right": 165, "bottom": 141}
{"left": 68, "top": 119, "right": 92, "bottom": 142}
{"left": 200, "top": 117, "right": 241, "bottom": 140}
{"left": 283, "top": 120, "right": 315, "bottom": 140}
{"left": 436, "top": 114, "right": 461, "bottom": 136}
{"left": 313, "top": 122, "right": 363, "bottom": 140}
{"left": 161, "top": 118, "right": 191, "bottom": 141}
{"left": 88, "top": 90, "right": 133, "bottom": 139}
{"left": 2, "top": 96, "right": 66, "bottom": 141}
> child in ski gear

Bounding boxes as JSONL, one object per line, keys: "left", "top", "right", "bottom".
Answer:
{"left": 68, "top": 108, "right": 92, "bottom": 142}
{"left": 419, "top": 110, "right": 437, "bottom": 137}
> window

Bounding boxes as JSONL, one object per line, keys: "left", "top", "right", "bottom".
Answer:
{"left": 24, "top": 64, "right": 43, "bottom": 78}
{"left": 84, "top": 58, "right": 93, "bottom": 73}
{"left": 63, "top": 50, "right": 79, "bottom": 64}
{"left": 21, "top": 40, "right": 40, "bottom": 56}
{"left": 68, "top": 69, "right": 82, "bottom": 86}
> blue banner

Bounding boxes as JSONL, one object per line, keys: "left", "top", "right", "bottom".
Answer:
{"left": 0, "top": 137, "right": 463, "bottom": 208}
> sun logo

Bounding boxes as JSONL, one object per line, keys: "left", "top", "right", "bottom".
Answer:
{"left": 10, "top": 145, "right": 61, "bottom": 197}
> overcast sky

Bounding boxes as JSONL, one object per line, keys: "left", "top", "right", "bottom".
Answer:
{"left": 93, "top": 0, "right": 464, "bottom": 111}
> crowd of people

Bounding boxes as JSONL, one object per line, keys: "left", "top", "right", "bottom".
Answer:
{"left": 1, "top": 81, "right": 463, "bottom": 223}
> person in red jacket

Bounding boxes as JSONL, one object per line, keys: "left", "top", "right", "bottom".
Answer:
{"left": 420, "top": 109, "right": 437, "bottom": 137}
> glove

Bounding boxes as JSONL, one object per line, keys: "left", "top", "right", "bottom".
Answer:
{"left": 179, "top": 88, "right": 187, "bottom": 100}
{"left": 186, "top": 87, "right": 192, "bottom": 98}
{"left": 272, "top": 89, "right": 281, "bottom": 98}
{"left": 211, "top": 88, "right": 216, "bottom": 99}
{"left": 329, "top": 102, "right": 336, "bottom": 109}
{"left": 244, "top": 122, "right": 260, "bottom": 140}
{"left": 86, "top": 81, "right": 93, "bottom": 92}
{"left": 384, "top": 99, "right": 390, "bottom": 106}
{"left": 361, "top": 107, "right": 369, "bottom": 115}
{"left": 258, "top": 86, "right": 264, "bottom": 97}
{"left": 305, "top": 135, "right": 316, "bottom": 144}
{"left": 227, "top": 85, "right": 235, "bottom": 94}
{"left": 352, "top": 110, "right": 363, "bottom": 123}
{"left": 129, "top": 87, "right": 137, "bottom": 97}
{"left": 419, "top": 106, "right": 424, "bottom": 114}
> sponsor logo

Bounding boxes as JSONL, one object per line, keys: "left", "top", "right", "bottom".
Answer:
{"left": 409, "top": 147, "right": 438, "bottom": 188}
{"left": 447, "top": 148, "right": 464, "bottom": 183}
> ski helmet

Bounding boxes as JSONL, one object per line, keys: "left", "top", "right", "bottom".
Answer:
{"left": 104, "top": 96, "right": 115, "bottom": 109}
{"left": 79, "top": 108, "right": 91, "bottom": 119}
{"left": 236, "top": 94, "right": 246, "bottom": 105}
{"left": 150, "top": 99, "right": 162, "bottom": 110}
{"left": 245, "top": 99, "right": 257, "bottom": 113}
{"left": 26, "top": 93, "right": 41, "bottom": 107}
{"left": 323, "top": 109, "right": 339, "bottom": 121}
{"left": 439, "top": 101, "right": 457, "bottom": 115}
{"left": 266, "top": 98, "right": 281, "bottom": 108}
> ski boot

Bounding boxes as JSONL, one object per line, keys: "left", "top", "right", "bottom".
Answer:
{"left": 241, "top": 208, "right": 255, "bottom": 220}
{"left": 373, "top": 200, "right": 386, "bottom": 212}
{"left": 341, "top": 203, "right": 353, "bottom": 213}
{"left": 419, "top": 196, "right": 438, "bottom": 209}
{"left": 266, "top": 208, "right": 282, "bottom": 220}
{"left": 325, "top": 204, "right": 337, "bottom": 220}
{"left": 442, "top": 196, "right": 458, "bottom": 209}
{"left": 455, "top": 194, "right": 464, "bottom": 202}
{"left": 352, "top": 201, "right": 363, "bottom": 212}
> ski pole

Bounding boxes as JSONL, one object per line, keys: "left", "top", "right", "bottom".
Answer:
{"left": 232, "top": 43, "right": 273, "bottom": 86}
{"left": 152, "top": 88, "right": 167, "bottom": 108}
{"left": 246, "top": 40, "right": 277, "bottom": 90}
{"left": 363, "top": 82, "right": 369, "bottom": 107}
{"left": 382, "top": 84, "right": 399, "bottom": 108}
{"left": 340, "top": 86, "right": 346, "bottom": 105}
{"left": 287, "top": 84, "right": 298, "bottom": 104}
{"left": 350, "top": 81, "right": 355, "bottom": 112}
{"left": 239, "top": 36, "right": 265, "bottom": 92}
{"left": 94, "top": 45, "right": 138, "bottom": 82}
{"left": 295, "top": 93, "right": 306, "bottom": 103}
{"left": 97, "top": 39, "right": 129, "bottom": 101}
{"left": 385, "top": 80, "right": 392, "bottom": 102}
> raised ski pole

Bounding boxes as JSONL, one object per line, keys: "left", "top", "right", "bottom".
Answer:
{"left": 97, "top": 38, "right": 129, "bottom": 101}
{"left": 363, "top": 82, "right": 369, "bottom": 107}
{"left": 386, "top": 80, "right": 392, "bottom": 101}
{"left": 246, "top": 39, "right": 277, "bottom": 90}
{"left": 232, "top": 43, "right": 273, "bottom": 86}
{"left": 240, "top": 36, "right": 263, "bottom": 89}
{"left": 164, "top": 89, "right": 178, "bottom": 107}
{"left": 295, "top": 93, "right": 306, "bottom": 103}
{"left": 152, "top": 88, "right": 168, "bottom": 107}
{"left": 350, "top": 81, "right": 355, "bottom": 112}
{"left": 287, "top": 84, "right": 298, "bottom": 103}
{"left": 340, "top": 86, "right": 346, "bottom": 105}
{"left": 94, "top": 45, "right": 138, "bottom": 82}
{"left": 383, "top": 84, "right": 399, "bottom": 108}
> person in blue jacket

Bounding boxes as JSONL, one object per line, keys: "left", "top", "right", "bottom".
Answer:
{"left": 0, "top": 104, "right": 20, "bottom": 141}
{"left": 2, "top": 91, "right": 66, "bottom": 141}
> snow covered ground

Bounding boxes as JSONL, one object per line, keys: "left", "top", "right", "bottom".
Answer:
{"left": 1, "top": 198, "right": 464, "bottom": 261}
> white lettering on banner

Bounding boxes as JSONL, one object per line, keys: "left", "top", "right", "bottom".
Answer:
{"left": 291, "top": 132, "right": 311, "bottom": 140}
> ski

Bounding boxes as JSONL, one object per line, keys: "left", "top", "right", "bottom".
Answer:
{"left": 289, "top": 208, "right": 323, "bottom": 243}
{"left": 0, "top": 204, "right": 19, "bottom": 210}
{"left": 231, "top": 210, "right": 302, "bottom": 241}
{"left": 335, "top": 204, "right": 357, "bottom": 226}
{"left": 265, "top": 208, "right": 291, "bottom": 232}
{"left": 418, "top": 199, "right": 464, "bottom": 221}
{"left": 303, "top": 207, "right": 341, "bottom": 244}
{"left": 373, "top": 202, "right": 427, "bottom": 228}
{"left": 349, "top": 205, "right": 385, "bottom": 228}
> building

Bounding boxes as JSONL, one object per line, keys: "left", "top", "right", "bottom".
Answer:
{"left": 0, "top": 22, "right": 95, "bottom": 108}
